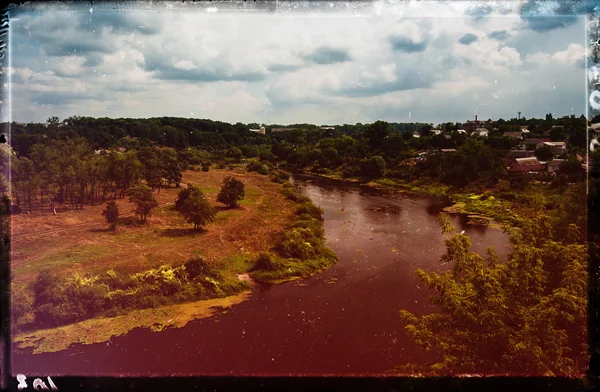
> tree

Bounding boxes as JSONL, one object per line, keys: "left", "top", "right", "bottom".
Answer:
{"left": 366, "top": 120, "right": 390, "bottom": 148}
{"left": 535, "top": 145, "right": 554, "bottom": 161}
{"left": 217, "top": 176, "right": 245, "bottom": 208}
{"left": 101, "top": 201, "right": 119, "bottom": 231}
{"left": 126, "top": 184, "right": 158, "bottom": 223}
{"left": 175, "top": 184, "right": 194, "bottom": 211}
{"left": 359, "top": 155, "right": 386, "bottom": 178}
{"left": 396, "top": 213, "right": 587, "bottom": 376}
{"left": 180, "top": 188, "right": 216, "bottom": 230}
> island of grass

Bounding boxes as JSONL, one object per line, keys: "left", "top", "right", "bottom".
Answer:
{"left": 11, "top": 168, "right": 336, "bottom": 354}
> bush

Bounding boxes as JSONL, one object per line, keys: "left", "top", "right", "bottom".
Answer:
{"left": 281, "top": 187, "right": 299, "bottom": 201}
{"left": 202, "top": 164, "right": 209, "bottom": 172}
{"left": 246, "top": 159, "right": 263, "bottom": 172}
{"left": 184, "top": 256, "right": 216, "bottom": 280}
{"left": 252, "top": 252, "right": 279, "bottom": 271}
{"left": 295, "top": 201, "right": 324, "bottom": 220}
{"left": 270, "top": 169, "right": 290, "bottom": 184}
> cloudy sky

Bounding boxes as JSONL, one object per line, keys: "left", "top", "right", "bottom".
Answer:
{"left": 5, "top": 1, "right": 590, "bottom": 126}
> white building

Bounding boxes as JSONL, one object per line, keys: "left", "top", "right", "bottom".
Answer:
{"left": 250, "top": 126, "right": 266, "bottom": 135}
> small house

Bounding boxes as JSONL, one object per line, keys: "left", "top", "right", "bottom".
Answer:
{"left": 547, "top": 159, "right": 566, "bottom": 176}
{"left": 250, "top": 126, "right": 266, "bottom": 135}
{"left": 505, "top": 149, "right": 536, "bottom": 165}
{"left": 508, "top": 157, "right": 546, "bottom": 173}
{"left": 536, "top": 141, "right": 567, "bottom": 154}
{"left": 523, "top": 138, "right": 550, "bottom": 150}
{"left": 503, "top": 132, "right": 524, "bottom": 139}
{"left": 471, "top": 128, "right": 488, "bottom": 137}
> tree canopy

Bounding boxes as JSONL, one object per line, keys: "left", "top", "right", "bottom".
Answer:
{"left": 217, "top": 176, "right": 245, "bottom": 208}
{"left": 397, "top": 212, "right": 587, "bottom": 376}
{"left": 180, "top": 187, "right": 216, "bottom": 230}
{"left": 126, "top": 184, "right": 158, "bottom": 223}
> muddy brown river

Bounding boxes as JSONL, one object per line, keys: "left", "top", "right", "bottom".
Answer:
{"left": 12, "top": 174, "right": 511, "bottom": 376}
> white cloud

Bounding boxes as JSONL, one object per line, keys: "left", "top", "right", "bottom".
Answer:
{"left": 7, "top": 4, "right": 586, "bottom": 125}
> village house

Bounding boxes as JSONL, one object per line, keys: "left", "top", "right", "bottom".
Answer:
{"left": 320, "top": 126, "right": 335, "bottom": 130}
{"left": 523, "top": 138, "right": 550, "bottom": 150}
{"left": 521, "top": 125, "right": 530, "bottom": 134}
{"left": 461, "top": 116, "right": 492, "bottom": 133}
{"left": 503, "top": 131, "right": 523, "bottom": 139}
{"left": 471, "top": 128, "right": 489, "bottom": 137}
{"left": 249, "top": 126, "right": 266, "bottom": 135}
{"left": 505, "top": 149, "right": 536, "bottom": 166}
{"left": 589, "top": 123, "right": 600, "bottom": 134}
{"left": 536, "top": 141, "right": 567, "bottom": 155}
{"left": 456, "top": 129, "right": 467, "bottom": 134}
{"left": 508, "top": 157, "right": 547, "bottom": 173}
{"left": 547, "top": 159, "right": 566, "bottom": 176}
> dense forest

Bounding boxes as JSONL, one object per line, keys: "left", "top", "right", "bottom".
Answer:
{"left": 1, "top": 113, "right": 590, "bottom": 201}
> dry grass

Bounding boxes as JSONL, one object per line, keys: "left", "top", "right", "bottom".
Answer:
{"left": 11, "top": 169, "right": 297, "bottom": 282}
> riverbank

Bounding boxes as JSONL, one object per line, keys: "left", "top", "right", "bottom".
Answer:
{"left": 12, "top": 169, "right": 337, "bottom": 354}
{"left": 298, "top": 170, "right": 558, "bottom": 229}
{"left": 13, "top": 290, "right": 252, "bottom": 355}
{"left": 300, "top": 171, "right": 506, "bottom": 226}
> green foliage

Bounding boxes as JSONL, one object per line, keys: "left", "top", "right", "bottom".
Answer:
{"left": 251, "top": 252, "right": 278, "bottom": 271}
{"left": 126, "top": 184, "right": 158, "bottom": 223}
{"left": 270, "top": 169, "right": 290, "bottom": 184}
{"left": 535, "top": 145, "right": 554, "bottom": 161}
{"left": 295, "top": 201, "right": 324, "bottom": 220}
{"left": 20, "top": 259, "right": 250, "bottom": 330}
{"left": 359, "top": 155, "right": 386, "bottom": 178}
{"left": 101, "top": 201, "right": 119, "bottom": 231}
{"left": 397, "top": 212, "right": 588, "bottom": 376}
{"left": 179, "top": 187, "right": 216, "bottom": 230}
{"left": 217, "top": 176, "right": 245, "bottom": 208}
{"left": 174, "top": 184, "right": 194, "bottom": 211}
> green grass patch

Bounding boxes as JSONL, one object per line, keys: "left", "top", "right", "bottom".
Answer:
{"left": 12, "top": 244, "right": 114, "bottom": 276}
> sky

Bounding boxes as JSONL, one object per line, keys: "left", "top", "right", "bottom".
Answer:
{"left": 4, "top": 1, "right": 591, "bottom": 126}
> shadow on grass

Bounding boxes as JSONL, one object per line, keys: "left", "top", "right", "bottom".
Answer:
{"left": 160, "top": 228, "right": 207, "bottom": 237}
{"left": 215, "top": 205, "right": 242, "bottom": 212}
{"left": 88, "top": 227, "right": 113, "bottom": 233}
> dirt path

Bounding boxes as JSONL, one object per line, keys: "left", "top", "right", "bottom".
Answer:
{"left": 11, "top": 201, "right": 176, "bottom": 242}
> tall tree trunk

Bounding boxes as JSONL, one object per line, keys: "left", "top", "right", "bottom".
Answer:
{"left": 80, "top": 185, "right": 85, "bottom": 209}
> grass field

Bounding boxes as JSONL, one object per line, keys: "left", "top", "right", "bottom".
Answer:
{"left": 12, "top": 169, "right": 297, "bottom": 282}
{"left": 11, "top": 168, "right": 299, "bottom": 352}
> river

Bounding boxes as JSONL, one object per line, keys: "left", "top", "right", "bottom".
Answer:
{"left": 12, "top": 174, "right": 511, "bottom": 376}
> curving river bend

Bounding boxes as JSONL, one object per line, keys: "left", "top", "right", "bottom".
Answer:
{"left": 12, "top": 174, "right": 511, "bottom": 376}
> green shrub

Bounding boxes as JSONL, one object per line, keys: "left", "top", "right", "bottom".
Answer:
{"left": 252, "top": 252, "right": 278, "bottom": 271}
{"left": 295, "top": 202, "right": 324, "bottom": 220}
{"left": 281, "top": 187, "right": 299, "bottom": 201}
{"left": 184, "top": 256, "right": 216, "bottom": 280}
{"left": 246, "top": 159, "right": 263, "bottom": 172}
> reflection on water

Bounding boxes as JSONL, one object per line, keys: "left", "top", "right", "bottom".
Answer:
{"left": 12, "top": 173, "right": 511, "bottom": 376}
